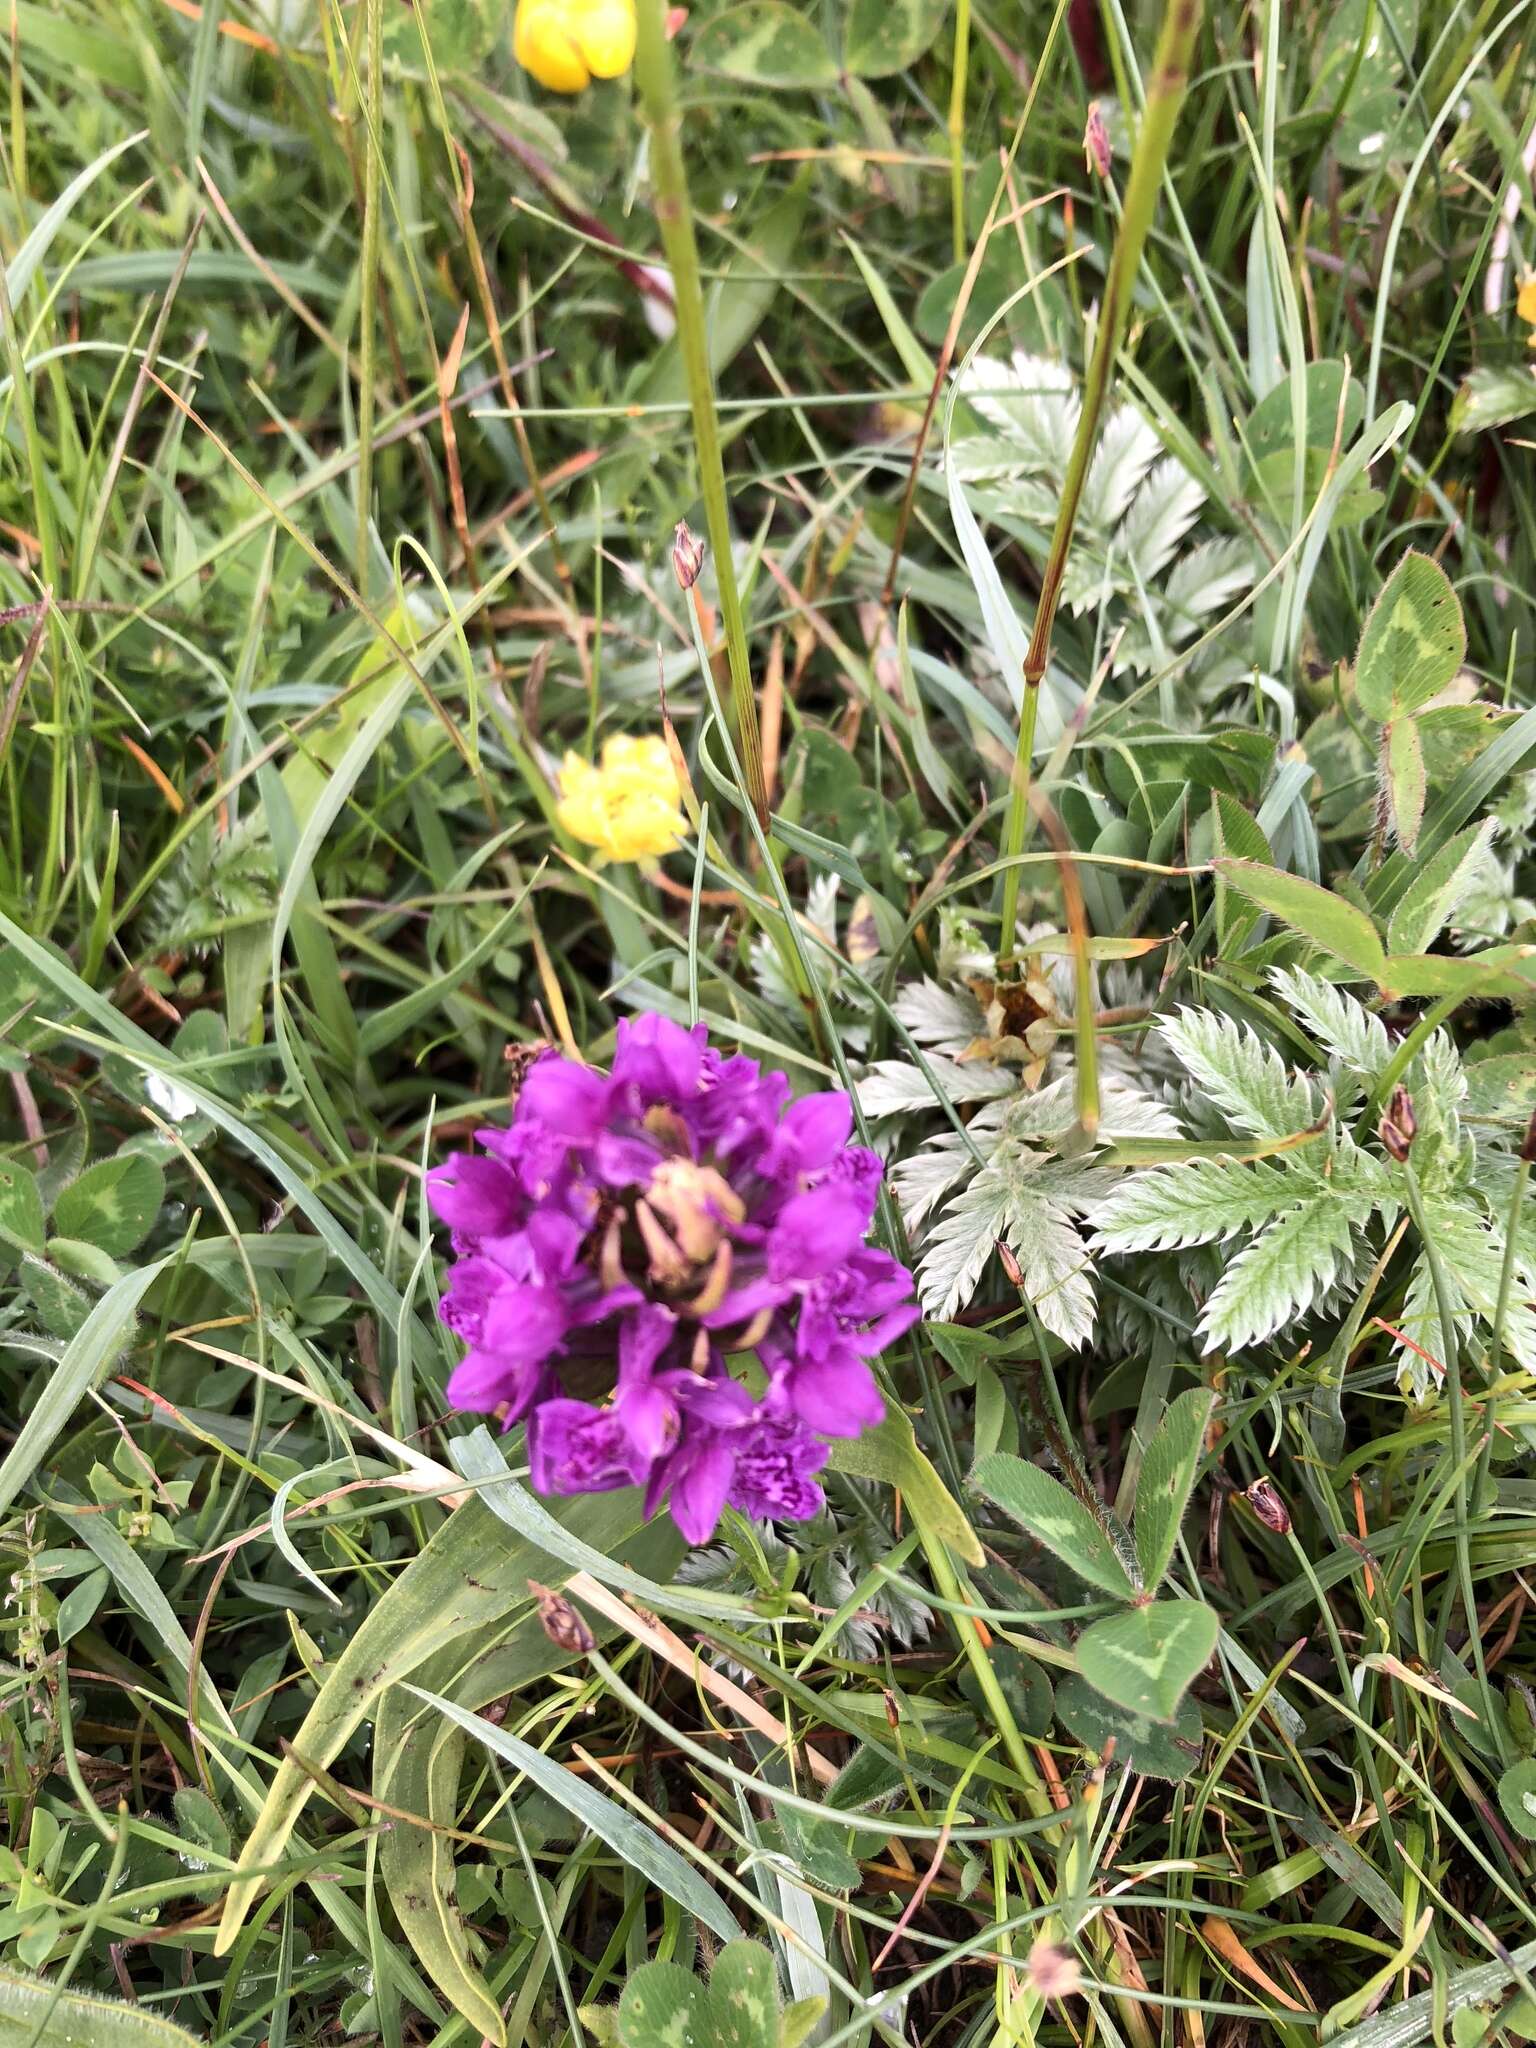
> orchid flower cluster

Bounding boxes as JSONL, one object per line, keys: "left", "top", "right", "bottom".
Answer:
{"left": 429, "top": 1016, "right": 918, "bottom": 1543}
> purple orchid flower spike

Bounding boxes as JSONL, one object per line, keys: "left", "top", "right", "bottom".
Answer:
{"left": 427, "top": 1014, "right": 917, "bottom": 1544}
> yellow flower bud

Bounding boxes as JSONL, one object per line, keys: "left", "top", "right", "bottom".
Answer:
{"left": 574, "top": 0, "right": 637, "bottom": 76}
{"left": 514, "top": 0, "right": 636, "bottom": 92}
{"left": 556, "top": 734, "right": 688, "bottom": 863}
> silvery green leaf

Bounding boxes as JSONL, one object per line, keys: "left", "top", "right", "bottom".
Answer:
{"left": 954, "top": 351, "right": 1078, "bottom": 470}
{"left": 1094, "top": 1159, "right": 1298, "bottom": 1255}
{"left": 1162, "top": 536, "right": 1257, "bottom": 631}
{"left": 1269, "top": 967, "right": 1393, "bottom": 1078}
{"left": 1160, "top": 1008, "right": 1320, "bottom": 1140}
{"left": 892, "top": 976, "right": 986, "bottom": 1051}
{"left": 857, "top": 1054, "right": 1014, "bottom": 1118}
{"left": 913, "top": 1171, "right": 1012, "bottom": 1324}
{"left": 1123, "top": 456, "right": 1205, "bottom": 580}
{"left": 889, "top": 1136, "right": 982, "bottom": 1230}
{"left": 1081, "top": 404, "right": 1163, "bottom": 527}
{"left": 1198, "top": 1195, "right": 1365, "bottom": 1353}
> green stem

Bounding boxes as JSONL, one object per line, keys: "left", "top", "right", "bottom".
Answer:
{"left": 948, "top": 0, "right": 972, "bottom": 264}
{"left": 996, "top": 0, "right": 1203, "bottom": 964}
{"left": 683, "top": 594, "right": 820, "bottom": 1024}
{"left": 1402, "top": 1160, "right": 1485, "bottom": 1694}
{"left": 0, "top": 258, "right": 64, "bottom": 927}
{"left": 632, "top": 0, "right": 768, "bottom": 827}
{"left": 1490, "top": 1151, "right": 1534, "bottom": 1380}
{"left": 918, "top": 1526, "right": 1052, "bottom": 1818}
{"left": 1360, "top": 989, "right": 1463, "bottom": 1128}
{"left": 357, "top": 0, "right": 382, "bottom": 596}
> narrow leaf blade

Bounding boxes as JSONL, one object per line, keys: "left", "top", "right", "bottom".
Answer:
{"left": 0, "top": 1966, "right": 204, "bottom": 2045}
{"left": 406, "top": 1684, "right": 741, "bottom": 1941}
{"left": 215, "top": 1488, "right": 649, "bottom": 1953}
{"left": 0, "top": 1259, "right": 164, "bottom": 1519}
{"left": 1132, "top": 1389, "right": 1216, "bottom": 1591}
{"left": 971, "top": 1454, "right": 1137, "bottom": 1598}
{"left": 1213, "top": 860, "right": 1386, "bottom": 981}
{"left": 830, "top": 1404, "right": 983, "bottom": 1566}
{"left": 1385, "top": 820, "right": 1497, "bottom": 956}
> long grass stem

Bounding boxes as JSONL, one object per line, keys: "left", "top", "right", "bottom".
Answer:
{"left": 632, "top": 0, "right": 769, "bottom": 828}
{"left": 996, "top": 0, "right": 1203, "bottom": 965}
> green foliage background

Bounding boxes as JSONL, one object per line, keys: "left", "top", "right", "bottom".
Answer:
{"left": 2, "top": 1, "right": 1536, "bottom": 2043}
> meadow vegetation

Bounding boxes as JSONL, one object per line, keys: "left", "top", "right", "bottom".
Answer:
{"left": 4, "top": 1, "right": 1536, "bottom": 2042}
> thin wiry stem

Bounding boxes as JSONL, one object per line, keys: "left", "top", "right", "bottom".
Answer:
{"left": 948, "top": 0, "right": 971, "bottom": 263}
{"left": 632, "top": 0, "right": 769, "bottom": 828}
{"left": 357, "top": 0, "right": 382, "bottom": 595}
{"left": 996, "top": 0, "right": 1204, "bottom": 965}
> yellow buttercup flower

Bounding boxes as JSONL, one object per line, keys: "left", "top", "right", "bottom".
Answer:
{"left": 1520, "top": 274, "right": 1536, "bottom": 347}
{"left": 514, "top": 0, "right": 637, "bottom": 92}
{"left": 556, "top": 734, "right": 687, "bottom": 863}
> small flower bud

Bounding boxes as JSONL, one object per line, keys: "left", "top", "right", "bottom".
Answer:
{"left": 1245, "top": 1477, "right": 1291, "bottom": 1536}
{"left": 1522, "top": 1107, "right": 1536, "bottom": 1165}
{"left": 1379, "top": 1083, "right": 1417, "bottom": 1162}
{"left": 846, "top": 893, "right": 880, "bottom": 968}
{"left": 883, "top": 1688, "right": 900, "bottom": 1729}
{"left": 1084, "top": 103, "right": 1112, "bottom": 179}
{"left": 504, "top": 1040, "right": 550, "bottom": 1104}
{"left": 995, "top": 1238, "right": 1026, "bottom": 1290}
{"left": 528, "top": 1580, "right": 595, "bottom": 1654}
{"left": 672, "top": 520, "right": 705, "bottom": 590}
{"left": 1027, "top": 1940, "right": 1081, "bottom": 2003}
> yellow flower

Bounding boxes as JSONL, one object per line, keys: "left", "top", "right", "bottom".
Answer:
{"left": 1520, "top": 274, "right": 1536, "bottom": 346}
{"left": 514, "top": 0, "right": 637, "bottom": 92}
{"left": 556, "top": 734, "right": 687, "bottom": 863}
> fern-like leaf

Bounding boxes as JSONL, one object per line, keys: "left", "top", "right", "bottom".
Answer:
{"left": 1396, "top": 1255, "right": 1447, "bottom": 1401}
{"left": 1093, "top": 1158, "right": 1298, "bottom": 1254}
{"left": 1269, "top": 967, "right": 1393, "bottom": 1079}
{"left": 1159, "top": 1008, "right": 1319, "bottom": 1139}
{"left": 1162, "top": 536, "right": 1256, "bottom": 631}
{"left": 1403, "top": 1196, "right": 1536, "bottom": 1377}
{"left": 892, "top": 978, "right": 986, "bottom": 1052}
{"left": 916, "top": 1171, "right": 1012, "bottom": 1323}
{"left": 1198, "top": 1192, "right": 1365, "bottom": 1353}
{"left": 1122, "top": 456, "right": 1205, "bottom": 580}
{"left": 1081, "top": 405, "right": 1162, "bottom": 527}
{"left": 956, "top": 351, "right": 1078, "bottom": 470}
{"left": 999, "top": 1190, "right": 1099, "bottom": 1346}
{"left": 858, "top": 1055, "right": 1015, "bottom": 1118}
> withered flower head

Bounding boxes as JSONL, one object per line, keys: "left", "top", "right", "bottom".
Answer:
{"left": 528, "top": 1580, "right": 596, "bottom": 1654}
{"left": 1245, "top": 1477, "right": 1291, "bottom": 1536}
{"left": 1379, "top": 1083, "right": 1417, "bottom": 1163}
{"left": 672, "top": 520, "right": 705, "bottom": 591}
{"left": 1027, "top": 1941, "right": 1082, "bottom": 2002}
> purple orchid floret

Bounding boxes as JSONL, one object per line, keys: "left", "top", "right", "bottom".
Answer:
{"left": 428, "top": 1014, "right": 918, "bottom": 1544}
